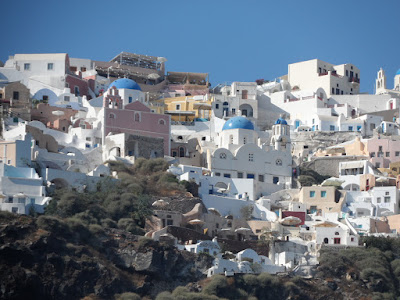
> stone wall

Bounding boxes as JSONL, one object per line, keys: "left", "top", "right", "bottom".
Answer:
{"left": 304, "top": 155, "right": 367, "bottom": 177}
{"left": 125, "top": 134, "right": 164, "bottom": 159}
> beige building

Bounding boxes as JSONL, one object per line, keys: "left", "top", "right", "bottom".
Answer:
{"left": 387, "top": 214, "right": 400, "bottom": 234}
{"left": 0, "top": 134, "right": 32, "bottom": 167}
{"left": 299, "top": 186, "right": 345, "bottom": 215}
{"left": 314, "top": 137, "right": 368, "bottom": 157}
{"left": 0, "top": 81, "right": 31, "bottom": 121}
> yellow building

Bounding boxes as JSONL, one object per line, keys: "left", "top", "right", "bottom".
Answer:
{"left": 151, "top": 95, "right": 213, "bottom": 122}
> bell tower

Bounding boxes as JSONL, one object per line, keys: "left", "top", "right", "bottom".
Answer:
{"left": 375, "top": 68, "right": 387, "bottom": 94}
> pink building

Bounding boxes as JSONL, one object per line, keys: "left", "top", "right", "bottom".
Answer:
{"left": 367, "top": 138, "right": 400, "bottom": 169}
{"left": 103, "top": 82, "right": 170, "bottom": 155}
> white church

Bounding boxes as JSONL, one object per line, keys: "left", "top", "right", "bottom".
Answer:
{"left": 207, "top": 116, "right": 293, "bottom": 197}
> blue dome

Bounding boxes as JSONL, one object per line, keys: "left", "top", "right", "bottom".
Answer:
{"left": 275, "top": 117, "right": 288, "bottom": 125}
{"left": 222, "top": 116, "right": 254, "bottom": 131}
{"left": 396, "top": 69, "right": 400, "bottom": 76}
{"left": 108, "top": 78, "right": 141, "bottom": 91}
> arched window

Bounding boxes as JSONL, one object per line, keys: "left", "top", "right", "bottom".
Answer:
{"left": 158, "top": 119, "right": 165, "bottom": 125}
{"left": 109, "top": 113, "right": 115, "bottom": 119}
{"left": 323, "top": 238, "right": 329, "bottom": 244}
{"left": 276, "top": 159, "right": 282, "bottom": 166}
{"left": 179, "top": 147, "right": 185, "bottom": 157}
{"left": 134, "top": 112, "right": 140, "bottom": 122}
{"left": 335, "top": 232, "right": 339, "bottom": 236}
{"left": 219, "top": 153, "right": 227, "bottom": 159}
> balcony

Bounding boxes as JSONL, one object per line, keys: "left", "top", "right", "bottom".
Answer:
{"left": 349, "top": 77, "right": 360, "bottom": 84}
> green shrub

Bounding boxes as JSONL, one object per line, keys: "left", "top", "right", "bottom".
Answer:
{"left": 0, "top": 210, "right": 17, "bottom": 222}
{"left": 202, "top": 275, "right": 228, "bottom": 296}
{"left": 118, "top": 218, "right": 144, "bottom": 235}
{"left": 155, "top": 291, "right": 174, "bottom": 300}
{"left": 36, "top": 216, "right": 68, "bottom": 235}
{"left": 89, "top": 224, "right": 105, "bottom": 235}
{"left": 101, "top": 218, "right": 117, "bottom": 228}
{"left": 137, "top": 237, "right": 157, "bottom": 250}
{"left": 116, "top": 292, "right": 141, "bottom": 300}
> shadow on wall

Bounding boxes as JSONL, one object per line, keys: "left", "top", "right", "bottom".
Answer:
{"left": 32, "top": 88, "right": 58, "bottom": 104}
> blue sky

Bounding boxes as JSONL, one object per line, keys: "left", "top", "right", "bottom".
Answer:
{"left": 2, "top": 0, "right": 400, "bottom": 93}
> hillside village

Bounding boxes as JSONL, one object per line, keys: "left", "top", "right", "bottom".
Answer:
{"left": 1, "top": 52, "right": 400, "bottom": 283}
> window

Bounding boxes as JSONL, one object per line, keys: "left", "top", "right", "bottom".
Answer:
{"left": 219, "top": 153, "right": 227, "bottom": 159}
{"left": 247, "top": 173, "right": 255, "bottom": 179}
{"left": 215, "top": 172, "right": 221, "bottom": 176}
{"left": 310, "top": 191, "right": 315, "bottom": 198}
{"left": 379, "top": 146, "right": 383, "bottom": 152}
{"left": 42, "top": 95, "right": 48, "bottom": 101}
{"left": 276, "top": 159, "right": 282, "bottom": 166}
{"left": 335, "top": 232, "right": 339, "bottom": 235}
{"left": 12, "top": 207, "right": 18, "bottom": 213}
{"left": 334, "top": 238, "right": 341, "bottom": 244}
{"left": 24, "top": 63, "right": 30, "bottom": 71}
{"left": 357, "top": 126, "right": 362, "bottom": 132}
{"left": 238, "top": 172, "right": 243, "bottom": 178}
{"left": 386, "top": 152, "right": 390, "bottom": 157}
{"left": 273, "top": 176, "right": 279, "bottom": 184}
{"left": 86, "top": 137, "right": 91, "bottom": 141}
{"left": 346, "top": 70, "right": 349, "bottom": 76}
{"left": 158, "top": 119, "right": 165, "bottom": 125}
{"left": 47, "top": 63, "right": 53, "bottom": 70}
{"left": 324, "top": 238, "right": 329, "bottom": 244}
{"left": 370, "top": 152, "right": 375, "bottom": 158}
{"left": 179, "top": 147, "right": 185, "bottom": 157}
{"left": 167, "top": 219, "right": 173, "bottom": 226}
{"left": 109, "top": 113, "right": 115, "bottom": 119}
{"left": 215, "top": 104, "right": 219, "bottom": 109}
{"left": 129, "top": 96, "right": 133, "bottom": 103}
{"left": 134, "top": 113, "right": 140, "bottom": 122}
{"left": 330, "top": 125, "right": 335, "bottom": 131}
{"left": 331, "top": 87, "right": 334, "bottom": 94}
{"left": 74, "top": 86, "right": 80, "bottom": 96}
{"left": 348, "top": 126, "right": 353, "bottom": 131}
{"left": 395, "top": 151, "right": 400, "bottom": 157}
{"left": 13, "top": 91, "right": 19, "bottom": 100}
{"left": 377, "top": 197, "right": 381, "bottom": 203}
{"left": 64, "top": 96, "right": 70, "bottom": 102}
{"left": 258, "top": 175, "right": 264, "bottom": 182}
{"left": 376, "top": 162, "right": 380, "bottom": 168}
{"left": 224, "top": 173, "right": 231, "bottom": 178}
{"left": 336, "top": 88, "right": 340, "bottom": 95}
{"left": 321, "top": 191, "right": 327, "bottom": 197}
{"left": 176, "top": 104, "right": 180, "bottom": 110}
{"left": 248, "top": 153, "right": 254, "bottom": 161}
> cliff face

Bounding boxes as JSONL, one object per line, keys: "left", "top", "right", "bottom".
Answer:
{"left": 0, "top": 215, "right": 212, "bottom": 300}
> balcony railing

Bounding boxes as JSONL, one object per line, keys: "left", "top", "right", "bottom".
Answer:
{"left": 349, "top": 77, "right": 360, "bottom": 83}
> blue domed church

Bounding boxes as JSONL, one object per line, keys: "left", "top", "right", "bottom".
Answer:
{"left": 207, "top": 116, "right": 292, "bottom": 198}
